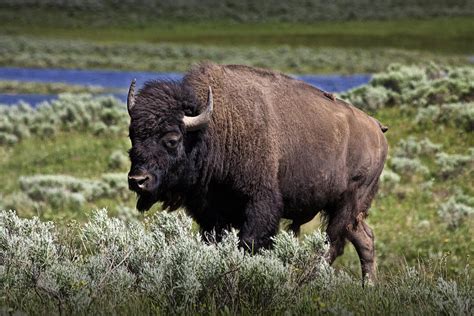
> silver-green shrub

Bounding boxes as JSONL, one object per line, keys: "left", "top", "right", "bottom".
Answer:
{"left": 438, "top": 193, "right": 474, "bottom": 229}
{"left": 0, "top": 80, "right": 110, "bottom": 94}
{"left": 390, "top": 157, "right": 429, "bottom": 176}
{"left": 0, "top": 94, "right": 128, "bottom": 146}
{"left": 12, "top": 173, "right": 130, "bottom": 212}
{"left": 339, "top": 85, "right": 390, "bottom": 112}
{"left": 0, "top": 36, "right": 468, "bottom": 75}
{"left": 108, "top": 150, "right": 129, "bottom": 170}
{"left": 342, "top": 64, "right": 474, "bottom": 111}
{"left": 435, "top": 149, "right": 474, "bottom": 179}
{"left": 415, "top": 102, "right": 474, "bottom": 132}
{"left": 1, "top": 209, "right": 472, "bottom": 314}
{"left": 393, "top": 136, "right": 442, "bottom": 159}
{"left": 379, "top": 168, "right": 401, "bottom": 193}
{"left": 0, "top": 209, "right": 333, "bottom": 314}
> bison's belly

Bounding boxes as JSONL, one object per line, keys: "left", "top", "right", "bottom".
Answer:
{"left": 278, "top": 155, "right": 348, "bottom": 224}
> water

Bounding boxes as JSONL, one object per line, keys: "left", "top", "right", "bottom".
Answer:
{"left": 0, "top": 67, "right": 371, "bottom": 106}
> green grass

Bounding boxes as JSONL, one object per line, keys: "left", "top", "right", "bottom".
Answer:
{"left": 0, "top": 80, "right": 119, "bottom": 94}
{"left": 0, "top": 35, "right": 469, "bottom": 75}
{"left": 0, "top": 132, "right": 128, "bottom": 193}
{"left": 0, "top": 131, "right": 134, "bottom": 221}
{"left": 2, "top": 16, "right": 473, "bottom": 54}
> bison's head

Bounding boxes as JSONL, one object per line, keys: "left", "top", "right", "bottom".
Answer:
{"left": 126, "top": 79, "right": 213, "bottom": 212}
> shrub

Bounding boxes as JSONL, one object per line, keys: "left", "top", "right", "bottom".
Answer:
{"left": 108, "top": 150, "right": 129, "bottom": 170}
{"left": 339, "top": 85, "right": 390, "bottom": 112}
{"left": 393, "top": 136, "right": 442, "bottom": 159}
{"left": 415, "top": 103, "right": 474, "bottom": 132}
{"left": 438, "top": 194, "right": 474, "bottom": 229}
{"left": 0, "top": 209, "right": 332, "bottom": 314}
{"left": 379, "top": 168, "right": 401, "bottom": 192}
{"left": 114, "top": 204, "right": 140, "bottom": 222}
{"left": 0, "top": 192, "right": 41, "bottom": 213}
{"left": 0, "top": 80, "right": 109, "bottom": 94}
{"left": 342, "top": 64, "right": 474, "bottom": 111}
{"left": 0, "top": 210, "right": 472, "bottom": 314}
{"left": 435, "top": 149, "right": 473, "bottom": 179}
{"left": 1, "top": 0, "right": 473, "bottom": 23}
{"left": 390, "top": 157, "right": 429, "bottom": 176}
{"left": 101, "top": 173, "right": 129, "bottom": 199}
{"left": 0, "top": 132, "right": 18, "bottom": 145}
{"left": 9, "top": 173, "right": 131, "bottom": 213}
{"left": 0, "top": 94, "right": 128, "bottom": 146}
{"left": 0, "top": 36, "right": 468, "bottom": 75}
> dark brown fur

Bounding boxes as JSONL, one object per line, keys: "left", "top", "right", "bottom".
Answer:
{"left": 127, "top": 63, "right": 388, "bottom": 283}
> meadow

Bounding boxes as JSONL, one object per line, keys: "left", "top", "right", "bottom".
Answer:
{"left": 1, "top": 64, "right": 473, "bottom": 314}
{"left": 1, "top": 0, "right": 473, "bottom": 25}
{"left": 1, "top": 1, "right": 472, "bottom": 75}
{"left": 1, "top": 2, "right": 473, "bottom": 312}
{"left": 0, "top": 80, "right": 117, "bottom": 94}
{"left": 0, "top": 35, "right": 469, "bottom": 75}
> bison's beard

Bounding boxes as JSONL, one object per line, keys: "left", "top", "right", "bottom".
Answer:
{"left": 136, "top": 192, "right": 158, "bottom": 212}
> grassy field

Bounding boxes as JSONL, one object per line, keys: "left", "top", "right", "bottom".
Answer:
{"left": 1, "top": 15, "right": 472, "bottom": 75}
{"left": 1, "top": 64, "right": 473, "bottom": 314}
{"left": 2, "top": 17, "right": 473, "bottom": 54}
{"left": 1, "top": 64, "right": 472, "bottom": 275}
{"left": 0, "top": 6, "right": 473, "bottom": 313}
{"left": 0, "top": 35, "right": 470, "bottom": 75}
{"left": 0, "top": 80, "right": 119, "bottom": 94}
{"left": 1, "top": 0, "right": 472, "bottom": 24}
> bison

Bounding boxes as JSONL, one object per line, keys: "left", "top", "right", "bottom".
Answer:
{"left": 127, "top": 63, "right": 388, "bottom": 283}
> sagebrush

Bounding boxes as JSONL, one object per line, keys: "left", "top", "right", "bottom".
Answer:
{"left": 1, "top": 210, "right": 472, "bottom": 315}
{"left": 0, "top": 36, "right": 468, "bottom": 75}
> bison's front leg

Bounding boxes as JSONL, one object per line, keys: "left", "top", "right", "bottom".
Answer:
{"left": 195, "top": 210, "right": 231, "bottom": 245}
{"left": 238, "top": 191, "right": 283, "bottom": 252}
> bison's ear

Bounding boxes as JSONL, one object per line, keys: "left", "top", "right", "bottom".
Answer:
{"left": 183, "top": 86, "right": 214, "bottom": 131}
{"left": 127, "top": 79, "right": 136, "bottom": 115}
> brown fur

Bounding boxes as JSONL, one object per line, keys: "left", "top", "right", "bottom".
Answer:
{"left": 185, "top": 63, "right": 388, "bottom": 281}
{"left": 128, "top": 63, "right": 388, "bottom": 283}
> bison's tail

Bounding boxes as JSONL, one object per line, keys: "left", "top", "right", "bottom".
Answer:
{"left": 375, "top": 119, "right": 388, "bottom": 133}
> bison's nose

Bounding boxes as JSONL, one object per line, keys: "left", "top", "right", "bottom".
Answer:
{"left": 128, "top": 174, "right": 152, "bottom": 190}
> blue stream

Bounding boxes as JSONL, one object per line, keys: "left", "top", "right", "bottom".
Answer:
{"left": 0, "top": 67, "right": 371, "bottom": 106}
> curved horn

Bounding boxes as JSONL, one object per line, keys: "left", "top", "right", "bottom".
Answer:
{"left": 127, "top": 78, "right": 136, "bottom": 115}
{"left": 183, "top": 86, "right": 214, "bottom": 131}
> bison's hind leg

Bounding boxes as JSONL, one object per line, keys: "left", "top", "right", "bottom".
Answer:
{"left": 325, "top": 179, "right": 380, "bottom": 286}
{"left": 348, "top": 180, "right": 380, "bottom": 285}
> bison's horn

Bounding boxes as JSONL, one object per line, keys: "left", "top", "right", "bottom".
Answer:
{"left": 127, "top": 78, "right": 136, "bottom": 115}
{"left": 183, "top": 86, "right": 214, "bottom": 131}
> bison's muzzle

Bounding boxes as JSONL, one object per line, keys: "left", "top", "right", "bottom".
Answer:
{"left": 128, "top": 172, "right": 159, "bottom": 212}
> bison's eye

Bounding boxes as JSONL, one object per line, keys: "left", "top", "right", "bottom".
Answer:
{"left": 162, "top": 133, "right": 181, "bottom": 149}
